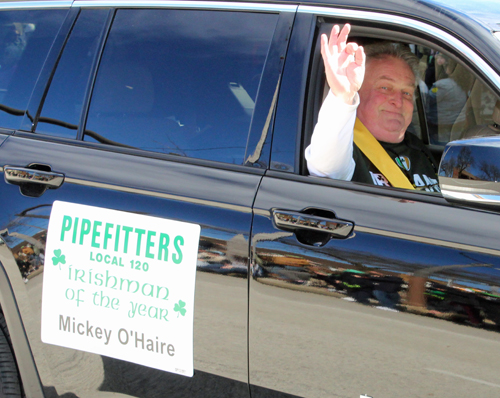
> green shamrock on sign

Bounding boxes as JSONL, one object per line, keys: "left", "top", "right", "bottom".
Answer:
{"left": 174, "top": 300, "right": 187, "bottom": 318}
{"left": 52, "top": 249, "right": 66, "bottom": 270}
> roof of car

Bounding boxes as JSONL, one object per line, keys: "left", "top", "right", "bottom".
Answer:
{"left": 294, "top": 0, "right": 499, "bottom": 30}
{"left": 418, "top": 0, "right": 500, "bottom": 31}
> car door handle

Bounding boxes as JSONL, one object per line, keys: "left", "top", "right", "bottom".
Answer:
{"left": 272, "top": 209, "right": 353, "bottom": 238}
{"left": 4, "top": 166, "right": 64, "bottom": 189}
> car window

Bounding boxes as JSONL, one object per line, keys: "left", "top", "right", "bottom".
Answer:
{"left": 304, "top": 23, "right": 500, "bottom": 192}
{"left": 0, "top": 9, "right": 67, "bottom": 131}
{"left": 84, "top": 9, "right": 278, "bottom": 164}
{"left": 36, "top": 9, "right": 109, "bottom": 138}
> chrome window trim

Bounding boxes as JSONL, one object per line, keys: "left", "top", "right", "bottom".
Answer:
{"left": 74, "top": 0, "right": 297, "bottom": 12}
{"left": 300, "top": 5, "right": 500, "bottom": 91}
{"left": 0, "top": 1, "right": 72, "bottom": 9}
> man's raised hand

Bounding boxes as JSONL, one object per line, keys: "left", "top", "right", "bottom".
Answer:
{"left": 320, "top": 24, "right": 365, "bottom": 104}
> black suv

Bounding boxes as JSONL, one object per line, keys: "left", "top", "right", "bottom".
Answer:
{"left": 1, "top": 0, "right": 500, "bottom": 397}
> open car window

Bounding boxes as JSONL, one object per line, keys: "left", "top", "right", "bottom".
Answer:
{"left": 304, "top": 21, "right": 500, "bottom": 192}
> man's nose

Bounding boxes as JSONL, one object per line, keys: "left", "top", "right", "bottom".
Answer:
{"left": 389, "top": 91, "right": 404, "bottom": 107}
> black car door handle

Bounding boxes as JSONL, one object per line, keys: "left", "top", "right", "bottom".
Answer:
{"left": 272, "top": 209, "right": 353, "bottom": 238}
{"left": 4, "top": 166, "right": 64, "bottom": 189}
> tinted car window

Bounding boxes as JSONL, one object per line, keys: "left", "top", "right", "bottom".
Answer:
{"left": 36, "top": 9, "right": 108, "bottom": 138}
{"left": 84, "top": 9, "right": 278, "bottom": 164}
{"left": 0, "top": 9, "right": 67, "bottom": 130}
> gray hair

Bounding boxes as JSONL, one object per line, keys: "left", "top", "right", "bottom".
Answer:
{"left": 364, "top": 42, "right": 420, "bottom": 84}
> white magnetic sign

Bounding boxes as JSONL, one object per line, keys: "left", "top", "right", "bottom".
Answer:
{"left": 41, "top": 201, "right": 201, "bottom": 377}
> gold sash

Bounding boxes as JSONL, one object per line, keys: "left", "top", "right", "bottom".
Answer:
{"left": 353, "top": 118, "right": 415, "bottom": 190}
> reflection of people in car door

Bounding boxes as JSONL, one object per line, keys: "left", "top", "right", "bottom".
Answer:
{"left": 371, "top": 274, "right": 404, "bottom": 310}
{"left": 339, "top": 270, "right": 374, "bottom": 304}
{"left": 306, "top": 24, "right": 440, "bottom": 192}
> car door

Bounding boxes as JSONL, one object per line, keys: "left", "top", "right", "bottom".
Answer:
{"left": 0, "top": 2, "right": 294, "bottom": 397}
{"left": 249, "top": 6, "right": 500, "bottom": 398}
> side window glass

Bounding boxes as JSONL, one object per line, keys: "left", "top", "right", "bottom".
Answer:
{"left": 36, "top": 9, "right": 108, "bottom": 138}
{"left": 84, "top": 9, "right": 278, "bottom": 164}
{"left": 0, "top": 9, "right": 67, "bottom": 130}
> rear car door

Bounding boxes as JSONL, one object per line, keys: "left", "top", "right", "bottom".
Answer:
{"left": 0, "top": 2, "right": 294, "bottom": 396}
{"left": 250, "top": 6, "right": 500, "bottom": 398}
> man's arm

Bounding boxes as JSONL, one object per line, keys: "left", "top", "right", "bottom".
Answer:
{"left": 305, "top": 24, "right": 365, "bottom": 180}
{"left": 305, "top": 91, "right": 359, "bottom": 179}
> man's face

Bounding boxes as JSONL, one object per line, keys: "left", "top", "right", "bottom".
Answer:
{"left": 357, "top": 56, "right": 416, "bottom": 143}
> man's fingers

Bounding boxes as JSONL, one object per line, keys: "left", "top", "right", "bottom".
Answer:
{"left": 321, "top": 34, "right": 332, "bottom": 61}
{"left": 355, "top": 46, "right": 365, "bottom": 66}
{"left": 321, "top": 33, "right": 329, "bottom": 56}
{"left": 338, "top": 24, "right": 351, "bottom": 40}
{"left": 345, "top": 42, "right": 358, "bottom": 55}
{"left": 336, "top": 23, "right": 351, "bottom": 51}
{"left": 328, "top": 25, "right": 340, "bottom": 52}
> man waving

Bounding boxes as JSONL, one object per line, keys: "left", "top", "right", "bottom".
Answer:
{"left": 305, "top": 24, "right": 439, "bottom": 192}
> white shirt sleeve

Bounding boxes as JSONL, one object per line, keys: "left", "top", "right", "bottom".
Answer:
{"left": 305, "top": 90, "right": 359, "bottom": 180}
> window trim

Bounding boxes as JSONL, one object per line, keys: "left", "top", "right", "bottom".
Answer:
{"left": 0, "top": 1, "right": 72, "bottom": 10}
{"left": 265, "top": 168, "right": 448, "bottom": 205}
{"left": 74, "top": 0, "right": 297, "bottom": 13}
{"left": 299, "top": 5, "right": 500, "bottom": 93}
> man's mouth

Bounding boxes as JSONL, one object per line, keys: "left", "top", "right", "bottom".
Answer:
{"left": 381, "top": 110, "right": 405, "bottom": 121}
